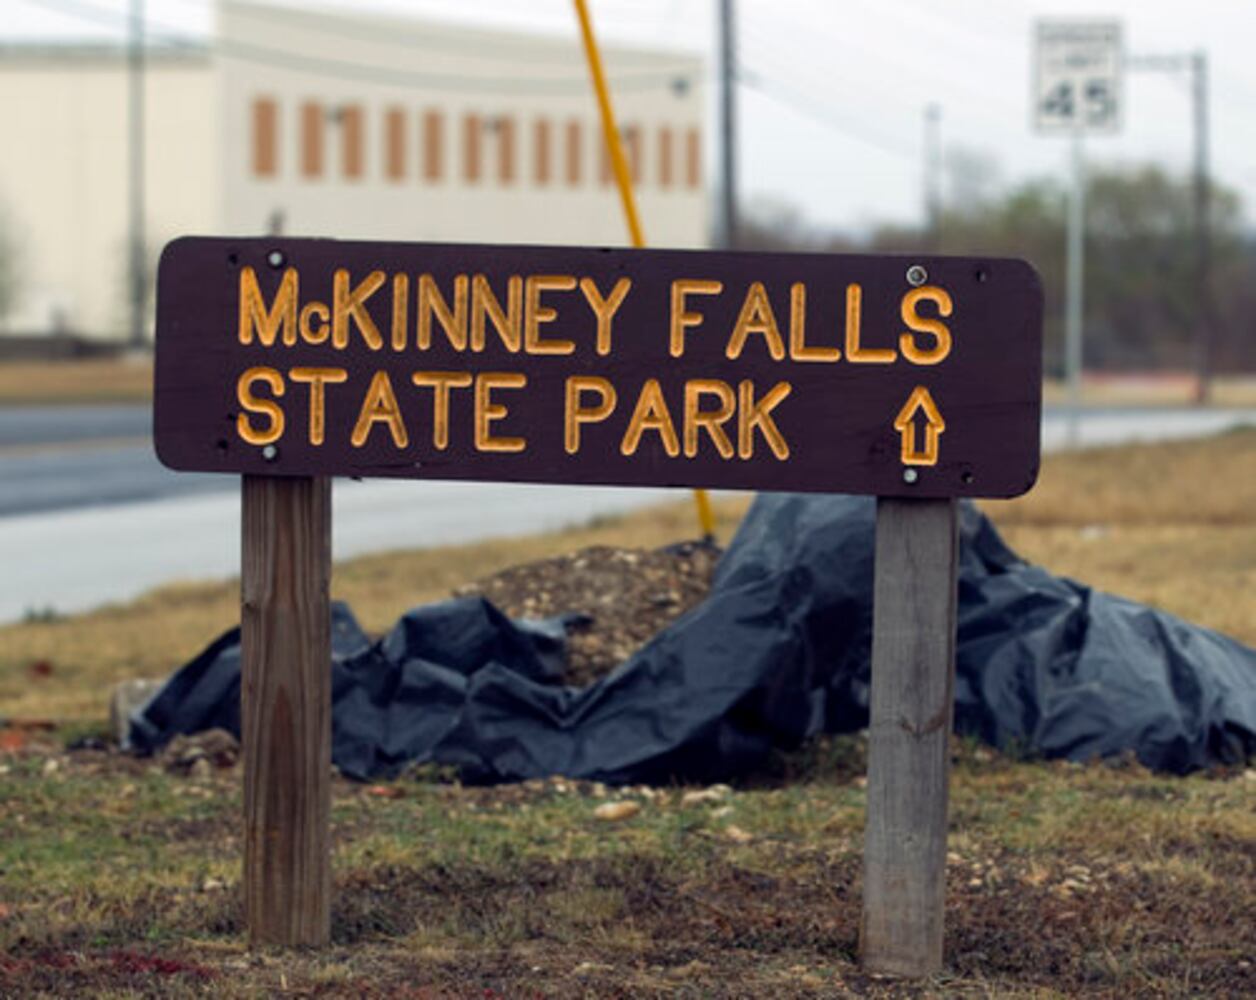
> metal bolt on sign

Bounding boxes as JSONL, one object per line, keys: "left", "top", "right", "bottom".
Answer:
{"left": 906, "top": 264, "right": 928, "bottom": 287}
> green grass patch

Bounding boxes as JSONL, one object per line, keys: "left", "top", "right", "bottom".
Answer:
{"left": 0, "top": 432, "right": 1253, "bottom": 995}
{"left": 1, "top": 748, "right": 1252, "bottom": 996}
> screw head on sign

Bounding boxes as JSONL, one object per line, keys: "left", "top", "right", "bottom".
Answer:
{"left": 906, "top": 265, "right": 928, "bottom": 287}
{"left": 267, "top": 249, "right": 285, "bottom": 269}
{"left": 262, "top": 445, "right": 278, "bottom": 461}
{"left": 903, "top": 468, "right": 919, "bottom": 484}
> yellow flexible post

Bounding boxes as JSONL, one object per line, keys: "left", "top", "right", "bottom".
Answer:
{"left": 573, "top": 0, "right": 646, "bottom": 247}
{"left": 572, "top": 0, "right": 717, "bottom": 542}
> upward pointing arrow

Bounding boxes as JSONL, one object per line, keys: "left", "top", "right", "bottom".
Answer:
{"left": 894, "top": 386, "right": 945, "bottom": 466}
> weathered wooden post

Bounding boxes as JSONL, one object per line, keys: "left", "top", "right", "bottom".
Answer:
{"left": 860, "top": 497, "right": 958, "bottom": 975}
{"left": 241, "top": 474, "right": 332, "bottom": 947}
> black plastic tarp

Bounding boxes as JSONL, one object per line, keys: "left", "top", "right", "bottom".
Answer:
{"left": 130, "top": 495, "right": 1256, "bottom": 780}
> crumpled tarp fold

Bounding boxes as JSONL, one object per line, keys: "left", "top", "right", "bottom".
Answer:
{"left": 131, "top": 495, "right": 1256, "bottom": 780}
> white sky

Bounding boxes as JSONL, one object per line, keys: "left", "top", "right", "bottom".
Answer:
{"left": 8, "top": 0, "right": 1256, "bottom": 234}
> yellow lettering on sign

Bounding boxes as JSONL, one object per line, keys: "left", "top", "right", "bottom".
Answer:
{"left": 332, "top": 268, "right": 386, "bottom": 350}
{"left": 564, "top": 375, "right": 617, "bottom": 454}
{"left": 524, "top": 274, "right": 577, "bottom": 355}
{"left": 788, "top": 282, "right": 840, "bottom": 362}
{"left": 471, "top": 274, "right": 523, "bottom": 353}
{"left": 683, "top": 379, "right": 736, "bottom": 458}
{"left": 298, "top": 301, "right": 330, "bottom": 345}
{"left": 390, "top": 273, "right": 410, "bottom": 351}
{"left": 844, "top": 283, "right": 896, "bottom": 364}
{"left": 417, "top": 274, "right": 469, "bottom": 352}
{"left": 236, "top": 366, "right": 285, "bottom": 445}
{"left": 474, "top": 372, "right": 527, "bottom": 452}
{"left": 351, "top": 370, "right": 408, "bottom": 448}
{"left": 894, "top": 385, "right": 945, "bottom": 466}
{"left": 726, "top": 282, "right": 785, "bottom": 361}
{"left": 738, "top": 379, "right": 792, "bottom": 460}
{"left": 669, "top": 278, "right": 722, "bottom": 357}
{"left": 899, "top": 286, "right": 953, "bottom": 365}
{"left": 411, "top": 371, "right": 473, "bottom": 450}
{"left": 579, "top": 276, "right": 632, "bottom": 356}
{"left": 621, "top": 378, "right": 680, "bottom": 456}
{"left": 290, "top": 366, "right": 347, "bottom": 445}
{"left": 238, "top": 267, "right": 297, "bottom": 347}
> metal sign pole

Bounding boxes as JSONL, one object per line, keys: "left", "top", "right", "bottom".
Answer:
{"left": 1191, "top": 51, "right": 1212, "bottom": 405}
{"left": 1065, "top": 128, "right": 1086, "bottom": 447}
{"left": 1033, "top": 21, "right": 1120, "bottom": 444}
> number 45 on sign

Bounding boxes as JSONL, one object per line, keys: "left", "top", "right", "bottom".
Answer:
{"left": 1034, "top": 21, "right": 1122, "bottom": 134}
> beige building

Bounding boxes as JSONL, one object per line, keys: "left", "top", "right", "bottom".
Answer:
{"left": 0, "top": 1, "right": 707, "bottom": 339}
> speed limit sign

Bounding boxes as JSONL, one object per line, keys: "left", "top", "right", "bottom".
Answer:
{"left": 1033, "top": 21, "right": 1122, "bottom": 134}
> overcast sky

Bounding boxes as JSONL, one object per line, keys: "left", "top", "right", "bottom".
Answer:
{"left": 9, "top": 0, "right": 1256, "bottom": 234}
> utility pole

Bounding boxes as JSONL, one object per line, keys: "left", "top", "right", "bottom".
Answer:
{"left": 923, "top": 103, "right": 942, "bottom": 252}
{"left": 1127, "top": 51, "right": 1214, "bottom": 403}
{"left": 128, "top": 0, "right": 146, "bottom": 348}
{"left": 718, "top": 0, "right": 737, "bottom": 249}
{"left": 1191, "top": 50, "right": 1212, "bottom": 404}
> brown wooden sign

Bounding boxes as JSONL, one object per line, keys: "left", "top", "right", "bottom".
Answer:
{"left": 154, "top": 237, "right": 1042, "bottom": 498}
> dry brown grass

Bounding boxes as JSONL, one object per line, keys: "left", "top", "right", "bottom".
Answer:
{"left": 985, "top": 427, "right": 1256, "bottom": 527}
{"left": 1042, "top": 373, "right": 1256, "bottom": 407}
{"left": 0, "top": 433, "right": 1253, "bottom": 998}
{"left": 996, "top": 523, "right": 1256, "bottom": 646}
{"left": 981, "top": 428, "right": 1256, "bottom": 646}
{"left": 1, "top": 739, "right": 1252, "bottom": 998}
{"left": 0, "top": 357, "right": 153, "bottom": 404}
{"left": 2, "top": 429, "right": 1253, "bottom": 723}
{"left": 0, "top": 496, "right": 751, "bottom": 721}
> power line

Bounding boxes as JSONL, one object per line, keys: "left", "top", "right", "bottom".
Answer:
{"left": 845, "top": 0, "right": 1022, "bottom": 57}
{"left": 740, "top": 3, "right": 1021, "bottom": 125}
{"left": 737, "top": 67, "right": 917, "bottom": 162}
{"left": 736, "top": 40, "right": 938, "bottom": 146}
{"left": 17, "top": 0, "right": 697, "bottom": 95}
{"left": 736, "top": 13, "right": 920, "bottom": 117}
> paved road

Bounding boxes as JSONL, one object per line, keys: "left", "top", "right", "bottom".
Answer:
{"left": 0, "top": 403, "right": 150, "bottom": 449}
{"left": 0, "top": 479, "right": 683, "bottom": 623}
{"left": 1039, "top": 405, "right": 1256, "bottom": 451}
{"left": 4, "top": 403, "right": 1255, "bottom": 519}
{"left": 0, "top": 445, "right": 230, "bottom": 517}
{"left": 1, "top": 402, "right": 1253, "bottom": 623}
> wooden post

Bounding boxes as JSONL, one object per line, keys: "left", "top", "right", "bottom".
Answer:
{"left": 241, "top": 474, "right": 332, "bottom": 948}
{"left": 860, "top": 497, "right": 959, "bottom": 976}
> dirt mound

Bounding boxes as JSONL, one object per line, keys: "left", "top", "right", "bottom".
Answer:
{"left": 454, "top": 541, "right": 719, "bottom": 687}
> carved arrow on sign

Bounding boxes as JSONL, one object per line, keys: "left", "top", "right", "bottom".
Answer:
{"left": 894, "top": 385, "right": 946, "bottom": 466}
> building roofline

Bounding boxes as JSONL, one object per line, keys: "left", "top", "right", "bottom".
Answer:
{"left": 225, "top": 0, "right": 703, "bottom": 67}
{"left": 0, "top": 40, "right": 209, "bottom": 64}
